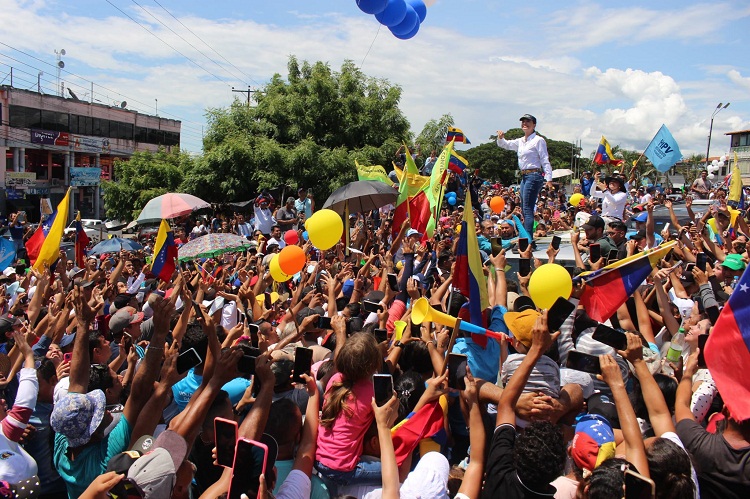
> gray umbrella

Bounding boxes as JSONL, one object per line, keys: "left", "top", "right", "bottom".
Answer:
{"left": 322, "top": 180, "right": 399, "bottom": 215}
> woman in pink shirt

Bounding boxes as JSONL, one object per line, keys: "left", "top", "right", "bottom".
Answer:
{"left": 315, "top": 332, "right": 383, "bottom": 490}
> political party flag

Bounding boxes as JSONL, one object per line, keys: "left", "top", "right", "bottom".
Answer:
{"left": 26, "top": 209, "right": 58, "bottom": 265}
{"left": 644, "top": 125, "right": 682, "bottom": 172}
{"left": 705, "top": 265, "right": 750, "bottom": 421}
{"left": 355, "top": 160, "right": 392, "bottom": 185}
{"left": 448, "top": 150, "right": 470, "bottom": 175}
{"left": 0, "top": 238, "right": 16, "bottom": 270}
{"left": 33, "top": 188, "right": 71, "bottom": 271}
{"left": 445, "top": 126, "right": 470, "bottom": 144}
{"left": 74, "top": 212, "right": 90, "bottom": 268}
{"left": 151, "top": 219, "right": 178, "bottom": 281}
{"left": 392, "top": 163, "right": 430, "bottom": 190}
{"left": 729, "top": 152, "right": 745, "bottom": 210}
{"left": 392, "top": 145, "right": 431, "bottom": 238}
{"left": 594, "top": 136, "right": 624, "bottom": 166}
{"left": 577, "top": 242, "right": 676, "bottom": 323}
{"left": 424, "top": 142, "right": 452, "bottom": 239}
{"left": 453, "top": 187, "right": 490, "bottom": 344}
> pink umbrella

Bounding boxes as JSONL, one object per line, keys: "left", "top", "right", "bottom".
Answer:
{"left": 136, "top": 193, "right": 211, "bottom": 223}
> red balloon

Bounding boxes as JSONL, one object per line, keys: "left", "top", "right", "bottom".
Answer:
{"left": 278, "top": 245, "right": 306, "bottom": 275}
{"left": 284, "top": 230, "right": 299, "bottom": 246}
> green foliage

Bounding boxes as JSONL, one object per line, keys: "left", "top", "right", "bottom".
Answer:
{"left": 187, "top": 57, "right": 411, "bottom": 202}
{"left": 102, "top": 148, "right": 193, "bottom": 220}
{"left": 416, "top": 114, "right": 454, "bottom": 155}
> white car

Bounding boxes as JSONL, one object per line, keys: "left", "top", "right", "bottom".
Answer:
{"left": 64, "top": 219, "right": 105, "bottom": 243}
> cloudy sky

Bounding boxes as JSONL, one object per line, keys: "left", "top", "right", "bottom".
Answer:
{"left": 2, "top": 0, "right": 749, "bottom": 161}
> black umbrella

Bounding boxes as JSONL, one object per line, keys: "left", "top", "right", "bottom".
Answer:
{"left": 322, "top": 180, "right": 399, "bottom": 215}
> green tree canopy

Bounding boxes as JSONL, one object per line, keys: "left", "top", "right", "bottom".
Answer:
{"left": 102, "top": 148, "right": 193, "bottom": 220}
{"left": 183, "top": 57, "right": 411, "bottom": 202}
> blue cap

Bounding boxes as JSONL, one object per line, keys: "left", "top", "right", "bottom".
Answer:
{"left": 342, "top": 279, "right": 355, "bottom": 297}
{"left": 632, "top": 212, "right": 648, "bottom": 223}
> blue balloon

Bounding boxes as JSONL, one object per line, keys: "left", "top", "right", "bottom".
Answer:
{"left": 375, "top": 0, "right": 407, "bottom": 27}
{"left": 406, "top": 0, "right": 427, "bottom": 22}
{"left": 446, "top": 191, "right": 455, "bottom": 197}
{"left": 389, "top": 5, "right": 418, "bottom": 36}
{"left": 448, "top": 196, "right": 457, "bottom": 206}
{"left": 356, "top": 0, "right": 388, "bottom": 15}
{"left": 302, "top": 231, "right": 309, "bottom": 241}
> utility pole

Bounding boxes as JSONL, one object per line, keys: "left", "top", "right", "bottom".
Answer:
{"left": 232, "top": 86, "right": 252, "bottom": 106}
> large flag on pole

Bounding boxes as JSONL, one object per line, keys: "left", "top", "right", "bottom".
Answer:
{"left": 644, "top": 125, "right": 682, "bottom": 172}
{"left": 577, "top": 242, "right": 676, "bottom": 323}
{"left": 453, "top": 187, "right": 490, "bottom": 344}
{"left": 424, "top": 142, "right": 452, "bottom": 239}
{"left": 448, "top": 150, "right": 470, "bottom": 175}
{"left": 728, "top": 152, "right": 745, "bottom": 210}
{"left": 594, "top": 136, "right": 624, "bottom": 166}
{"left": 705, "top": 264, "right": 750, "bottom": 421}
{"left": 391, "top": 145, "right": 431, "bottom": 237}
{"left": 151, "top": 219, "right": 178, "bottom": 281}
{"left": 355, "top": 161, "right": 392, "bottom": 185}
{"left": 33, "top": 188, "right": 71, "bottom": 271}
{"left": 74, "top": 211, "right": 90, "bottom": 268}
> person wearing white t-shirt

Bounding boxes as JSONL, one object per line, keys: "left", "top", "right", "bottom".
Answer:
{"left": 592, "top": 174, "right": 627, "bottom": 220}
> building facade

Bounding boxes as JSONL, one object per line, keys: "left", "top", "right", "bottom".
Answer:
{"left": 1, "top": 85, "right": 180, "bottom": 221}
{"left": 726, "top": 129, "right": 750, "bottom": 182}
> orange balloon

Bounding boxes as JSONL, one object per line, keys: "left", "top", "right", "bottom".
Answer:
{"left": 277, "top": 245, "right": 306, "bottom": 275}
{"left": 489, "top": 196, "right": 505, "bottom": 214}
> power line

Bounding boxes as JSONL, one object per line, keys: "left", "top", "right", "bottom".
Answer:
{"left": 0, "top": 43, "right": 208, "bottom": 134}
{"left": 129, "top": 0, "right": 247, "bottom": 86}
{"left": 152, "top": 0, "right": 263, "bottom": 88}
{"left": 104, "top": 0, "right": 230, "bottom": 86}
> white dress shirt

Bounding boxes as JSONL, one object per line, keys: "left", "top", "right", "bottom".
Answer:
{"left": 497, "top": 132, "right": 553, "bottom": 181}
{"left": 592, "top": 188, "right": 628, "bottom": 219}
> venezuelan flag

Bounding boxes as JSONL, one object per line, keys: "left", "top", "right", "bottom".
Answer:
{"left": 453, "top": 188, "right": 489, "bottom": 344}
{"left": 705, "top": 265, "right": 750, "bottom": 421}
{"left": 26, "top": 208, "right": 57, "bottom": 265}
{"left": 445, "top": 126, "right": 470, "bottom": 144}
{"left": 593, "top": 136, "right": 624, "bottom": 166}
{"left": 33, "top": 189, "right": 71, "bottom": 271}
{"left": 151, "top": 219, "right": 178, "bottom": 281}
{"left": 448, "top": 151, "right": 469, "bottom": 175}
{"left": 577, "top": 242, "right": 675, "bottom": 322}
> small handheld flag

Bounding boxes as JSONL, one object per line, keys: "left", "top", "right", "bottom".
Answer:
{"left": 594, "top": 136, "right": 624, "bottom": 166}
{"left": 74, "top": 211, "right": 90, "bottom": 268}
{"left": 445, "top": 127, "right": 470, "bottom": 145}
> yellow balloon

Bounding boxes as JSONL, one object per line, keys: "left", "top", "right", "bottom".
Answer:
{"left": 269, "top": 254, "right": 291, "bottom": 282}
{"left": 569, "top": 193, "right": 585, "bottom": 206}
{"left": 304, "top": 209, "right": 343, "bottom": 250}
{"left": 528, "top": 263, "right": 572, "bottom": 310}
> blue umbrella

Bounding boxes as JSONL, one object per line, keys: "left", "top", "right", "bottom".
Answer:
{"left": 88, "top": 237, "right": 143, "bottom": 256}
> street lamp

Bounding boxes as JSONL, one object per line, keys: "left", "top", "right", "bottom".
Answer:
{"left": 706, "top": 102, "right": 730, "bottom": 166}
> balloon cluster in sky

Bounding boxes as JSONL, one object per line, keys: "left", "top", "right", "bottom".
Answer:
{"left": 356, "top": 0, "right": 433, "bottom": 40}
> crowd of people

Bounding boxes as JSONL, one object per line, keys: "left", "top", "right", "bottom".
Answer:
{"left": 0, "top": 144, "right": 749, "bottom": 499}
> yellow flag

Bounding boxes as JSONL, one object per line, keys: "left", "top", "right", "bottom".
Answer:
{"left": 34, "top": 188, "right": 71, "bottom": 271}
{"left": 355, "top": 161, "right": 391, "bottom": 184}
{"left": 729, "top": 152, "right": 743, "bottom": 205}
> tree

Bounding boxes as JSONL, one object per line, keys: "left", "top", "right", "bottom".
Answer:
{"left": 415, "top": 114, "right": 454, "bottom": 156}
{"left": 184, "top": 57, "right": 412, "bottom": 202}
{"left": 102, "top": 148, "right": 193, "bottom": 220}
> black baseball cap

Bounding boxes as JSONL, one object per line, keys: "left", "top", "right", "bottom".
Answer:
{"left": 582, "top": 215, "right": 605, "bottom": 231}
{"left": 519, "top": 114, "right": 537, "bottom": 124}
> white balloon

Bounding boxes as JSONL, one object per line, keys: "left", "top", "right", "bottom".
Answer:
{"left": 708, "top": 173, "right": 715, "bottom": 180}
{"left": 720, "top": 155, "right": 727, "bottom": 162}
{"left": 424, "top": 0, "right": 437, "bottom": 5}
{"left": 718, "top": 161, "right": 725, "bottom": 167}
{"left": 712, "top": 159, "right": 719, "bottom": 166}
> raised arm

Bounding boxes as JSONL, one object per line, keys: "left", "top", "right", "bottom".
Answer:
{"left": 457, "top": 368, "right": 485, "bottom": 499}
{"left": 496, "top": 311, "right": 556, "bottom": 426}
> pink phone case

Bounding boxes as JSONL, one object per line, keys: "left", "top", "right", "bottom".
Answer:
{"left": 228, "top": 438, "right": 268, "bottom": 499}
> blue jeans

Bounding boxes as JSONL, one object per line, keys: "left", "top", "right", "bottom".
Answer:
{"left": 520, "top": 172, "right": 544, "bottom": 237}
{"left": 315, "top": 458, "right": 383, "bottom": 490}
